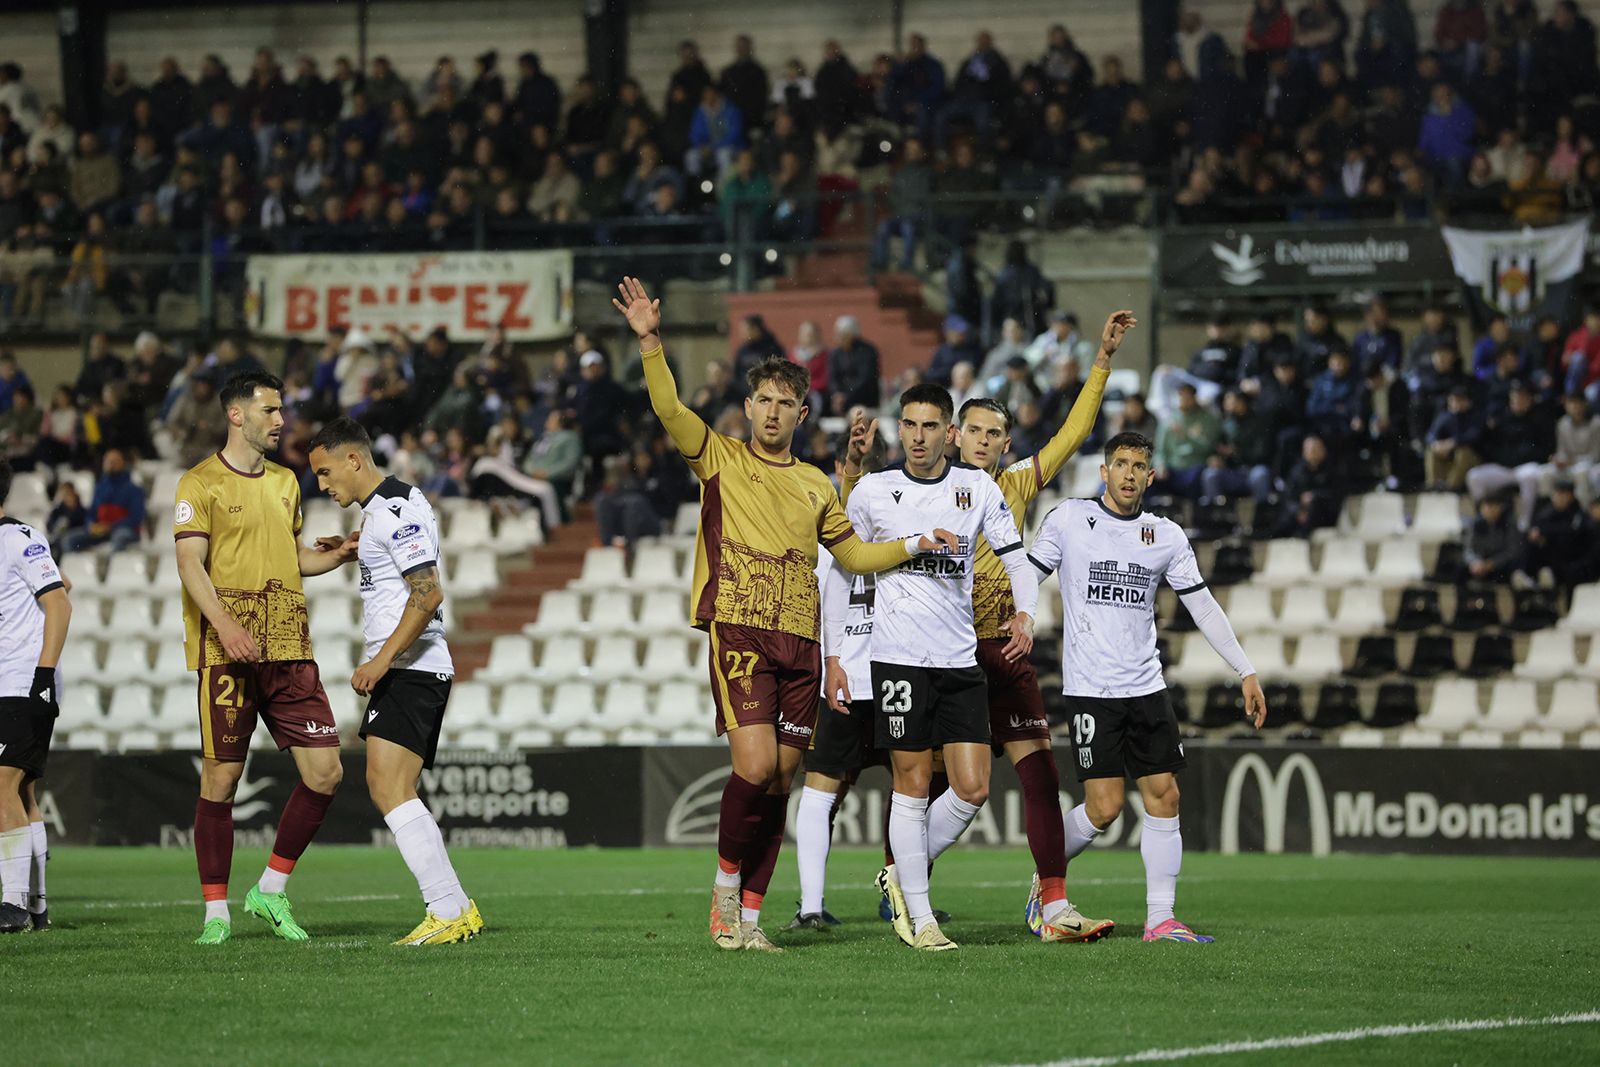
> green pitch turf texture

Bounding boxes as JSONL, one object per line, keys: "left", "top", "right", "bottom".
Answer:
{"left": 9, "top": 847, "right": 1598, "bottom": 1066}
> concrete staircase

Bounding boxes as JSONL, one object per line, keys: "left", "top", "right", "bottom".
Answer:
{"left": 452, "top": 506, "right": 599, "bottom": 678}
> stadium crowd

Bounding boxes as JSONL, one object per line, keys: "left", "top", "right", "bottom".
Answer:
{"left": 1, "top": 0, "right": 1599, "bottom": 324}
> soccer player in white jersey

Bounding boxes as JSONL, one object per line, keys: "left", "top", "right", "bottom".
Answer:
{"left": 0, "top": 459, "right": 70, "bottom": 933}
{"left": 309, "top": 418, "right": 483, "bottom": 946}
{"left": 1027, "top": 431, "right": 1267, "bottom": 943}
{"left": 844, "top": 383, "right": 1040, "bottom": 951}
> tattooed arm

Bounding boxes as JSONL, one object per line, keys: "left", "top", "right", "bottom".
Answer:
{"left": 351, "top": 565, "right": 445, "bottom": 695}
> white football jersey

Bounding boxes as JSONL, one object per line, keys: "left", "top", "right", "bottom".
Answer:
{"left": 1028, "top": 498, "right": 1205, "bottom": 698}
{"left": 0, "top": 517, "right": 64, "bottom": 698}
{"left": 845, "top": 461, "right": 1036, "bottom": 669}
{"left": 817, "top": 552, "right": 873, "bottom": 701}
{"left": 357, "top": 477, "right": 453, "bottom": 677}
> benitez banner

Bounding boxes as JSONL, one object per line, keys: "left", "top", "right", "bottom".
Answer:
{"left": 1441, "top": 219, "right": 1590, "bottom": 333}
{"left": 245, "top": 249, "right": 573, "bottom": 341}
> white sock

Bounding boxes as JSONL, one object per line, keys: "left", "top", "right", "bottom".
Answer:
{"left": 205, "top": 899, "right": 230, "bottom": 923}
{"left": 888, "top": 793, "right": 933, "bottom": 933}
{"left": 796, "top": 786, "right": 835, "bottom": 916}
{"left": 28, "top": 821, "right": 47, "bottom": 913}
{"left": 1064, "top": 803, "right": 1102, "bottom": 863}
{"left": 0, "top": 827, "right": 32, "bottom": 908}
{"left": 1141, "top": 813, "right": 1182, "bottom": 927}
{"left": 1042, "top": 898, "right": 1069, "bottom": 924}
{"left": 925, "top": 791, "right": 982, "bottom": 862}
{"left": 257, "top": 866, "right": 289, "bottom": 895}
{"left": 740, "top": 906, "right": 759, "bottom": 924}
{"left": 385, "top": 798, "right": 469, "bottom": 921}
{"left": 714, "top": 866, "right": 741, "bottom": 889}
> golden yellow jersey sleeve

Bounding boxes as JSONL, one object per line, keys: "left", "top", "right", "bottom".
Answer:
{"left": 972, "top": 365, "right": 1109, "bottom": 639}
{"left": 173, "top": 454, "right": 312, "bottom": 670}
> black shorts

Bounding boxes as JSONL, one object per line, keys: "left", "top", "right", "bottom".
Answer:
{"left": 1063, "top": 690, "right": 1186, "bottom": 782}
{"left": 806, "top": 698, "right": 888, "bottom": 777}
{"left": 0, "top": 696, "right": 56, "bottom": 778}
{"left": 360, "top": 669, "right": 453, "bottom": 768}
{"left": 872, "top": 662, "right": 989, "bottom": 751}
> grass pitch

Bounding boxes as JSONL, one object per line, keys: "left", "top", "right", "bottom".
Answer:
{"left": 9, "top": 847, "right": 1599, "bottom": 1066}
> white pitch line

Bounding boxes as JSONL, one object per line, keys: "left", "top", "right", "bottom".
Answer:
{"left": 999, "top": 1010, "right": 1600, "bottom": 1067}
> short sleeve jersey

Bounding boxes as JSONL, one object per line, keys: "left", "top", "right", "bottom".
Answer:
{"left": 680, "top": 428, "right": 860, "bottom": 643}
{"left": 173, "top": 453, "right": 312, "bottom": 671}
{"left": 1028, "top": 498, "right": 1206, "bottom": 698}
{"left": 846, "top": 461, "right": 1024, "bottom": 669}
{"left": 0, "top": 517, "right": 64, "bottom": 698}
{"left": 358, "top": 476, "right": 453, "bottom": 676}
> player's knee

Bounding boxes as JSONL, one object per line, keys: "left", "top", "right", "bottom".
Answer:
{"left": 303, "top": 761, "right": 343, "bottom": 795}
{"left": 1086, "top": 795, "right": 1123, "bottom": 828}
{"left": 1144, "top": 779, "right": 1179, "bottom": 817}
{"left": 952, "top": 779, "right": 989, "bottom": 806}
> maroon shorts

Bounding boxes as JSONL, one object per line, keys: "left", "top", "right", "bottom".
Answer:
{"left": 976, "top": 638, "right": 1051, "bottom": 750}
{"left": 197, "top": 661, "right": 339, "bottom": 762}
{"left": 707, "top": 622, "right": 820, "bottom": 749}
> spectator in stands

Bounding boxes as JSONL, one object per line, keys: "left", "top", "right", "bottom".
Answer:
{"left": 987, "top": 239, "right": 1055, "bottom": 341}
{"left": 1008, "top": 398, "right": 1046, "bottom": 459}
{"left": 1243, "top": 0, "right": 1295, "bottom": 87}
{"left": 992, "top": 356, "right": 1043, "bottom": 416}
{"left": 1562, "top": 303, "right": 1600, "bottom": 402}
{"left": 97, "top": 379, "right": 152, "bottom": 457}
{"left": 733, "top": 314, "right": 785, "bottom": 384}
{"left": 0, "top": 350, "right": 30, "bottom": 412}
{"left": 1238, "top": 312, "right": 1295, "bottom": 388}
{"left": 1471, "top": 313, "right": 1516, "bottom": 379}
{"left": 1306, "top": 348, "right": 1368, "bottom": 446}
{"left": 45, "top": 480, "right": 85, "bottom": 546}
{"left": 944, "top": 31, "right": 1014, "bottom": 146}
{"left": 718, "top": 148, "right": 771, "bottom": 233}
{"left": 69, "top": 132, "right": 120, "bottom": 215}
{"left": 471, "top": 408, "right": 577, "bottom": 531}
{"left": 1188, "top": 313, "right": 1242, "bottom": 386}
{"left": 1271, "top": 433, "right": 1346, "bottom": 537}
{"left": 827, "top": 315, "right": 881, "bottom": 412}
{"left": 61, "top": 446, "right": 144, "bottom": 553}
{"left": 0, "top": 63, "right": 42, "bottom": 131}
{"left": 28, "top": 105, "right": 75, "bottom": 163}
{"left": 1409, "top": 342, "right": 1472, "bottom": 435}
{"left": 1517, "top": 476, "right": 1594, "bottom": 588}
{"left": 789, "top": 320, "right": 829, "bottom": 405}
{"left": 1466, "top": 381, "right": 1558, "bottom": 520}
{"left": 1352, "top": 297, "right": 1404, "bottom": 374}
{"left": 692, "top": 359, "right": 742, "bottom": 422}
{"left": 685, "top": 84, "right": 744, "bottom": 177}
{"left": 593, "top": 445, "right": 665, "bottom": 549}
{"left": 1254, "top": 352, "right": 1309, "bottom": 472}
{"left": 1426, "top": 385, "right": 1485, "bottom": 490}
{"left": 927, "top": 315, "right": 982, "bottom": 387}
{"left": 1113, "top": 390, "right": 1159, "bottom": 440}
{"left": 1482, "top": 346, "right": 1526, "bottom": 421}
{"left": 720, "top": 35, "right": 770, "bottom": 133}
{"left": 1527, "top": 2, "right": 1600, "bottom": 135}
{"left": 1295, "top": 303, "right": 1347, "bottom": 376}
{"left": 888, "top": 33, "right": 948, "bottom": 136}
{"left": 1462, "top": 489, "right": 1520, "bottom": 583}
{"left": 1038, "top": 357, "right": 1087, "bottom": 432}
{"left": 572, "top": 350, "right": 629, "bottom": 483}
{"left": 1202, "top": 388, "right": 1277, "bottom": 503}
{"left": 1536, "top": 391, "right": 1600, "bottom": 504}
{"left": 63, "top": 211, "right": 110, "bottom": 319}
{"left": 979, "top": 317, "right": 1027, "bottom": 387}
{"left": 73, "top": 332, "right": 126, "bottom": 406}
{"left": 1404, "top": 305, "right": 1459, "bottom": 375}
{"left": 164, "top": 372, "right": 225, "bottom": 467}
{"left": 871, "top": 137, "right": 930, "bottom": 272}
{"left": 0, "top": 384, "right": 39, "bottom": 466}
{"left": 513, "top": 52, "right": 562, "bottom": 132}
{"left": 1154, "top": 382, "right": 1221, "bottom": 497}
{"left": 527, "top": 151, "right": 581, "bottom": 220}
{"left": 127, "top": 331, "right": 179, "bottom": 418}
{"left": 948, "top": 361, "right": 983, "bottom": 412}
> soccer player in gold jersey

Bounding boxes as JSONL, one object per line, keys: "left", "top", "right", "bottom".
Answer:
{"left": 174, "top": 371, "right": 358, "bottom": 945}
{"left": 839, "top": 309, "right": 1135, "bottom": 942}
{"left": 613, "top": 276, "right": 956, "bottom": 952}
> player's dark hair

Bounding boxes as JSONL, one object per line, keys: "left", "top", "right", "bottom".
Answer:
{"left": 899, "top": 383, "right": 954, "bottom": 422}
{"left": 1104, "top": 431, "right": 1154, "bottom": 464}
{"left": 0, "top": 457, "right": 11, "bottom": 506}
{"left": 957, "top": 396, "right": 1012, "bottom": 433}
{"left": 218, "top": 370, "right": 285, "bottom": 411}
{"left": 308, "top": 415, "right": 374, "bottom": 456}
{"left": 746, "top": 356, "right": 809, "bottom": 402}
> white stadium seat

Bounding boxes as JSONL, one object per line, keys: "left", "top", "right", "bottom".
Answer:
{"left": 444, "top": 505, "right": 496, "bottom": 550}
{"left": 1255, "top": 540, "right": 1312, "bottom": 588}
{"left": 637, "top": 590, "right": 689, "bottom": 633}
{"left": 495, "top": 510, "right": 546, "bottom": 552}
{"left": 532, "top": 636, "right": 587, "bottom": 683}
{"left": 1481, "top": 679, "right": 1539, "bottom": 735}
{"left": 447, "top": 554, "right": 498, "bottom": 596}
{"left": 641, "top": 635, "right": 699, "bottom": 682}
{"left": 1558, "top": 585, "right": 1600, "bottom": 634}
{"left": 546, "top": 681, "right": 599, "bottom": 736}
{"left": 585, "top": 590, "right": 637, "bottom": 634}
{"left": 1542, "top": 679, "right": 1599, "bottom": 734}
{"left": 1278, "top": 590, "right": 1332, "bottom": 633}
{"left": 508, "top": 728, "right": 556, "bottom": 749}
{"left": 654, "top": 682, "right": 708, "bottom": 733}
{"left": 1247, "top": 635, "right": 1290, "bottom": 678}
{"left": 150, "top": 552, "right": 182, "bottom": 593}
{"left": 1223, "top": 586, "right": 1275, "bottom": 634}
{"left": 587, "top": 636, "right": 640, "bottom": 682}
{"left": 629, "top": 544, "right": 685, "bottom": 590}
{"left": 104, "top": 683, "right": 156, "bottom": 733}
{"left": 1372, "top": 541, "right": 1425, "bottom": 586}
{"left": 97, "top": 640, "right": 155, "bottom": 685}
{"left": 599, "top": 681, "right": 650, "bottom": 731}
{"left": 1407, "top": 493, "right": 1465, "bottom": 540}
{"left": 59, "top": 640, "right": 103, "bottom": 688}
{"left": 447, "top": 682, "right": 497, "bottom": 729}
{"left": 102, "top": 554, "right": 151, "bottom": 593}
{"left": 1515, "top": 630, "right": 1576, "bottom": 681}
{"left": 1336, "top": 726, "right": 1386, "bottom": 747}
{"left": 526, "top": 590, "right": 586, "bottom": 637}
{"left": 59, "top": 554, "right": 101, "bottom": 590}
{"left": 1290, "top": 635, "right": 1342, "bottom": 680}
{"left": 1329, "top": 587, "right": 1386, "bottom": 636}
{"left": 103, "top": 596, "right": 157, "bottom": 639}
{"left": 673, "top": 503, "right": 700, "bottom": 537}
{"left": 570, "top": 547, "right": 628, "bottom": 592}
{"left": 152, "top": 642, "right": 189, "bottom": 684}
{"left": 450, "top": 728, "right": 504, "bottom": 750}
{"left": 1354, "top": 493, "right": 1406, "bottom": 540}
{"left": 1415, "top": 678, "right": 1482, "bottom": 733}
{"left": 1312, "top": 541, "right": 1369, "bottom": 587}
{"left": 493, "top": 685, "right": 548, "bottom": 728}
{"left": 1167, "top": 632, "right": 1239, "bottom": 684}
{"left": 480, "top": 635, "right": 538, "bottom": 683}
{"left": 317, "top": 639, "right": 357, "bottom": 679}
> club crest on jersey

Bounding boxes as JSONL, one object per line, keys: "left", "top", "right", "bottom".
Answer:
{"left": 1140, "top": 525, "right": 1156, "bottom": 545}
{"left": 955, "top": 487, "right": 972, "bottom": 510}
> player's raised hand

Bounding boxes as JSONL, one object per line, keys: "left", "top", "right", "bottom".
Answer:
{"left": 611, "top": 275, "right": 661, "bottom": 338}
{"left": 824, "top": 657, "right": 851, "bottom": 714}
{"left": 842, "top": 410, "right": 878, "bottom": 476}
{"left": 216, "top": 616, "right": 261, "bottom": 664}
{"left": 918, "top": 528, "right": 960, "bottom": 554}
{"left": 1100, "top": 310, "right": 1138, "bottom": 357}
{"left": 1001, "top": 612, "right": 1035, "bottom": 662}
{"left": 1242, "top": 674, "right": 1268, "bottom": 729}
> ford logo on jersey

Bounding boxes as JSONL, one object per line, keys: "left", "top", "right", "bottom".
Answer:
{"left": 391, "top": 523, "right": 423, "bottom": 541}
{"left": 23, "top": 542, "right": 47, "bottom": 558}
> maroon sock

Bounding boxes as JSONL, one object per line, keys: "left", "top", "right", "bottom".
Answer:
{"left": 194, "top": 797, "right": 234, "bottom": 902}
{"left": 738, "top": 792, "right": 789, "bottom": 900}
{"left": 1015, "top": 750, "right": 1067, "bottom": 880}
{"left": 717, "top": 773, "right": 767, "bottom": 874}
{"left": 267, "top": 783, "right": 336, "bottom": 876}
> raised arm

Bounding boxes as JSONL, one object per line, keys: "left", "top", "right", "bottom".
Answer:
{"left": 1034, "top": 310, "right": 1134, "bottom": 484}
{"left": 613, "top": 275, "right": 714, "bottom": 463}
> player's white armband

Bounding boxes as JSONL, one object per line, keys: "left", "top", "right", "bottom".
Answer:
{"left": 1179, "top": 586, "right": 1256, "bottom": 679}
